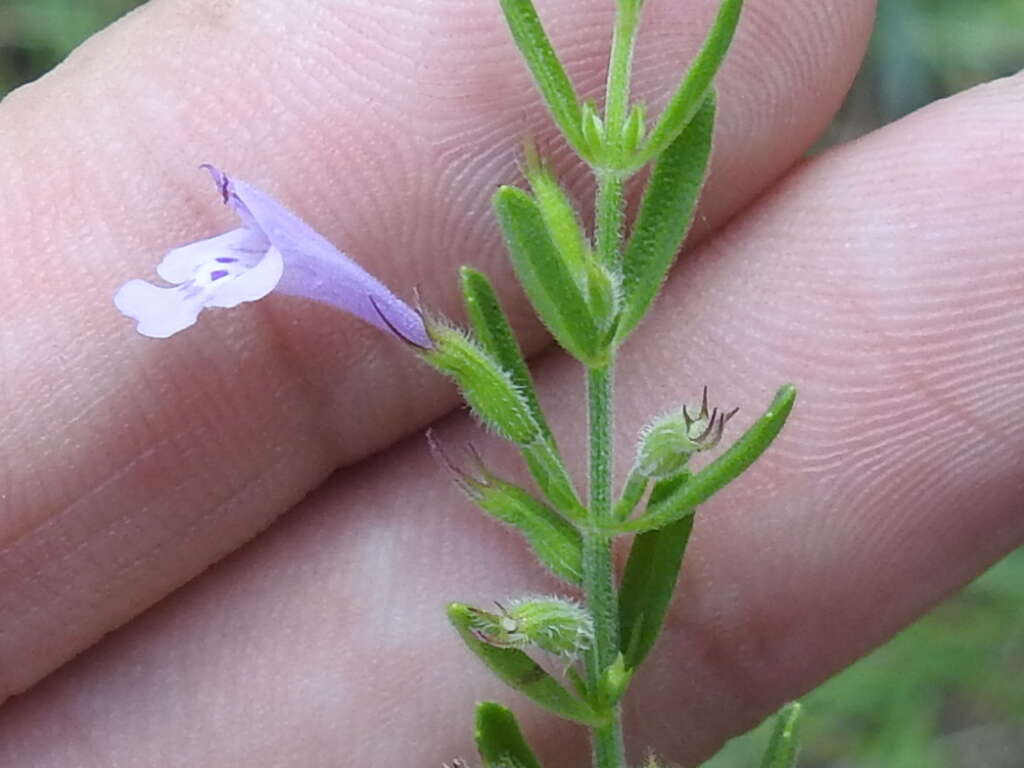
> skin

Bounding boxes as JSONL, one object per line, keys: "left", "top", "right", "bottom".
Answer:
{"left": 0, "top": 0, "right": 1022, "bottom": 764}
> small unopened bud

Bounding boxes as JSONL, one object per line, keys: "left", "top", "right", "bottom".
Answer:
{"left": 622, "top": 103, "right": 647, "bottom": 156}
{"left": 635, "top": 387, "right": 738, "bottom": 478}
{"left": 584, "top": 259, "right": 620, "bottom": 331}
{"left": 580, "top": 100, "right": 606, "bottom": 161}
{"left": 596, "top": 653, "right": 633, "bottom": 707}
{"left": 423, "top": 321, "right": 542, "bottom": 445}
{"left": 469, "top": 596, "right": 594, "bottom": 659}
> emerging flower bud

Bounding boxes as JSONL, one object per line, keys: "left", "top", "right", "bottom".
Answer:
{"left": 468, "top": 596, "right": 594, "bottom": 660}
{"left": 584, "top": 258, "right": 621, "bottom": 332}
{"left": 634, "top": 387, "right": 738, "bottom": 479}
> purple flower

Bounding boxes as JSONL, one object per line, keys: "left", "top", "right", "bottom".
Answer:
{"left": 114, "top": 165, "right": 430, "bottom": 346}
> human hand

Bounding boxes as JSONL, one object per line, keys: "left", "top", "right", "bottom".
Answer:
{"left": 1, "top": 0, "right": 1022, "bottom": 764}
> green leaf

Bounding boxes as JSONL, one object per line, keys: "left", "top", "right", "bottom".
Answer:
{"left": 494, "top": 186, "right": 603, "bottom": 363}
{"left": 460, "top": 267, "right": 553, "bottom": 442}
{"left": 475, "top": 702, "right": 544, "bottom": 768}
{"left": 760, "top": 702, "right": 802, "bottom": 768}
{"left": 521, "top": 149, "right": 589, "bottom": 284}
{"left": 499, "top": 0, "right": 586, "bottom": 156}
{"left": 521, "top": 441, "right": 586, "bottom": 522}
{"left": 617, "top": 93, "right": 715, "bottom": 342}
{"left": 448, "top": 604, "right": 608, "bottom": 726}
{"left": 617, "top": 385, "right": 795, "bottom": 533}
{"left": 565, "top": 665, "right": 588, "bottom": 700}
{"left": 612, "top": 469, "right": 648, "bottom": 521}
{"left": 618, "top": 475, "right": 694, "bottom": 669}
{"left": 631, "top": 0, "right": 743, "bottom": 169}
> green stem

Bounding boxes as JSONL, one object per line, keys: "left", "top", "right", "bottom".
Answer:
{"left": 587, "top": 365, "right": 614, "bottom": 524}
{"left": 584, "top": 364, "right": 625, "bottom": 768}
{"left": 594, "top": 171, "right": 625, "bottom": 271}
{"left": 603, "top": 0, "right": 642, "bottom": 146}
{"left": 582, "top": 7, "right": 640, "bottom": 763}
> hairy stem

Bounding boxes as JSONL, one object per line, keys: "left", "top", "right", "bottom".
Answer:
{"left": 586, "top": 3, "right": 644, "bottom": 765}
{"left": 584, "top": 364, "right": 625, "bottom": 768}
{"left": 594, "top": 172, "right": 626, "bottom": 271}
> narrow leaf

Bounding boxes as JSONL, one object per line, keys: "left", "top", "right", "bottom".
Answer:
{"left": 475, "top": 702, "right": 544, "bottom": 768}
{"left": 613, "top": 469, "right": 649, "bottom": 521}
{"left": 522, "top": 147, "right": 589, "bottom": 284}
{"left": 760, "top": 702, "right": 802, "bottom": 768}
{"left": 632, "top": 0, "right": 742, "bottom": 168}
{"left": 617, "top": 93, "right": 715, "bottom": 342}
{"left": 494, "top": 186, "right": 602, "bottom": 363}
{"left": 499, "top": 0, "right": 586, "bottom": 154}
{"left": 618, "top": 385, "right": 795, "bottom": 533}
{"left": 460, "top": 267, "right": 553, "bottom": 442}
{"left": 618, "top": 474, "right": 694, "bottom": 669}
{"left": 448, "top": 604, "right": 607, "bottom": 726}
{"left": 521, "top": 441, "right": 586, "bottom": 522}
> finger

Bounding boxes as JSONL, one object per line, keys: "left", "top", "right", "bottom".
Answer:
{"left": 3, "top": 69, "right": 1022, "bottom": 766}
{"left": 0, "top": 0, "right": 875, "bottom": 700}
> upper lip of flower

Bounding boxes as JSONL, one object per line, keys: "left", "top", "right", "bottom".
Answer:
{"left": 114, "top": 164, "right": 430, "bottom": 347}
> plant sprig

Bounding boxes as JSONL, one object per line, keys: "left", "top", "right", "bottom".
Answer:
{"left": 428, "top": 2, "right": 799, "bottom": 766}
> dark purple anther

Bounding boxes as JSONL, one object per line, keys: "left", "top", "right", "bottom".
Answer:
{"left": 210, "top": 270, "right": 229, "bottom": 281}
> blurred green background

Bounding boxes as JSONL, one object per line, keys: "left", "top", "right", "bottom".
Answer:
{"left": 1, "top": 1, "right": 1022, "bottom": 766}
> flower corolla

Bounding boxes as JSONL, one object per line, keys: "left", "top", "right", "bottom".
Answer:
{"left": 115, "top": 165, "right": 429, "bottom": 346}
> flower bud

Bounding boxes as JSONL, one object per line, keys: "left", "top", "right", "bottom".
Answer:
{"left": 580, "top": 100, "right": 606, "bottom": 162}
{"left": 469, "top": 596, "right": 594, "bottom": 659}
{"left": 622, "top": 103, "right": 647, "bottom": 156}
{"left": 634, "top": 387, "right": 737, "bottom": 479}
{"left": 596, "top": 653, "right": 633, "bottom": 708}
{"left": 423, "top": 322, "right": 542, "bottom": 446}
{"left": 584, "top": 258, "right": 620, "bottom": 332}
